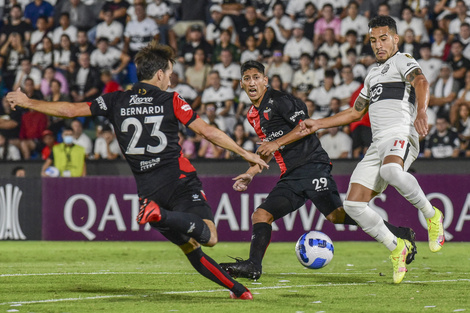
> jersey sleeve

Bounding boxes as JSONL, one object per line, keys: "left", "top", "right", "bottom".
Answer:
{"left": 276, "top": 95, "right": 309, "bottom": 126}
{"left": 396, "top": 53, "right": 421, "bottom": 80}
{"left": 88, "top": 92, "right": 116, "bottom": 117}
{"left": 173, "top": 92, "right": 197, "bottom": 126}
{"left": 359, "top": 76, "right": 370, "bottom": 101}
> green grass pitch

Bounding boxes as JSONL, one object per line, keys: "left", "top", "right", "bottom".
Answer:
{"left": 1, "top": 241, "right": 469, "bottom": 313}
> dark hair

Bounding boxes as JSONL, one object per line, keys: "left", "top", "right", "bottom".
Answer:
{"left": 134, "top": 41, "right": 175, "bottom": 81}
{"left": 345, "top": 29, "right": 358, "bottom": 37}
{"left": 63, "top": 126, "right": 74, "bottom": 133}
{"left": 241, "top": 60, "right": 265, "bottom": 76}
{"left": 12, "top": 166, "right": 25, "bottom": 176}
{"left": 346, "top": 47, "right": 357, "bottom": 55}
{"left": 60, "top": 12, "right": 70, "bottom": 19}
{"left": 50, "top": 78, "right": 62, "bottom": 88}
{"left": 325, "top": 69, "right": 336, "bottom": 78}
{"left": 368, "top": 15, "right": 397, "bottom": 34}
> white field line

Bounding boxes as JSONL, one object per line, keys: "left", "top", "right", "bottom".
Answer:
{"left": 0, "top": 279, "right": 468, "bottom": 306}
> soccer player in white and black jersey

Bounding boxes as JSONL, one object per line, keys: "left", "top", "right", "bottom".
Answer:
{"left": 219, "top": 60, "right": 418, "bottom": 281}
{"left": 6, "top": 41, "right": 270, "bottom": 300}
{"left": 259, "top": 16, "right": 445, "bottom": 284}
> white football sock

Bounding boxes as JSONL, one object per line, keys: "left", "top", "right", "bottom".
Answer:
{"left": 343, "top": 200, "right": 397, "bottom": 251}
{"left": 380, "top": 163, "right": 435, "bottom": 218}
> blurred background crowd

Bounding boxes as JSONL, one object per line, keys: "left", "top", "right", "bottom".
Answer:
{"left": 1, "top": 0, "right": 470, "bottom": 169}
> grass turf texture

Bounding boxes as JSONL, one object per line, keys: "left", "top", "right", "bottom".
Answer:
{"left": 0, "top": 241, "right": 469, "bottom": 313}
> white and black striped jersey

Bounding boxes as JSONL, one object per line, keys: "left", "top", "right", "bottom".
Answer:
{"left": 359, "top": 52, "right": 420, "bottom": 140}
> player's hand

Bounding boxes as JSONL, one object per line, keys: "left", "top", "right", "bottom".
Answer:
{"left": 232, "top": 173, "right": 253, "bottom": 192}
{"left": 243, "top": 151, "right": 269, "bottom": 170}
{"left": 414, "top": 110, "right": 429, "bottom": 137}
{"left": 298, "top": 119, "right": 318, "bottom": 136}
{"left": 256, "top": 140, "right": 279, "bottom": 156}
{"left": 6, "top": 88, "right": 29, "bottom": 111}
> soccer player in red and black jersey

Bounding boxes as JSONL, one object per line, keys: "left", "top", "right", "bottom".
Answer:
{"left": 6, "top": 42, "right": 269, "bottom": 300}
{"left": 219, "top": 60, "right": 417, "bottom": 280}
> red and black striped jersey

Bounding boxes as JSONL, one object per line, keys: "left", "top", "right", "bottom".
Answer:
{"left": 246, "top": 88, "right": 331, "bottom": 176}
{"left": 89, "top": 82, "right": 198, "bottom": 197}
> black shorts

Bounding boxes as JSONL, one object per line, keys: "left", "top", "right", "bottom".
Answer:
{"left": 258, "top": 163, "right": 343, "bottom": 221}
{"left": 145, "top": 174, "right": 214, "bottom": 221}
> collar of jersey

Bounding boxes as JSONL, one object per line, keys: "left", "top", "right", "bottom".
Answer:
{"left": 376, "top": 50, "right": 400, "bottom": 66}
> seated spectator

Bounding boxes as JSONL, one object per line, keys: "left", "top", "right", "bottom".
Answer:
{"left": 317, "top": 28, "right": 342, "bottom": 69}
{"left": 39, "top": 129, "right": 57, "bottom": 160}
{"left": 41, "top": 67, "right": 69, "bottom": 97}
{"left": 45, "top": 79, "right": 70, "bottom": 134}
{"left": 184, "top": 48, "right": 212, "bottom": 94}
{"left": 93, "top": 124, "right": 121, "bottom": 160}
{"left": 61, "top": 0, "right": 95, "bottom": 31}
{"left": 265, "top": 2, "right": 293, "bottom": 45}
{"left": 54, "top": 34, "right": 75, "bottom": 76}
{"left": 179, "top": 24, "right": 213, "bottom": 66}
{"left": 31, "top": 36, "right": 55, "bottom": 72}
{"left": 0, "top": 32, "right": 30, "bottom": 90}
{"left": 90, "top": 37, "right": 130, "bottom": 83}
{"left": 431, "top": 28, "right": 451, "bottom": 60}
{"left": 99, "top": 0, "right": 130, "bottom": 27}
{"left": 52, "top": 13, "right": 78, "bottom": 48}
{"left": 302, "top": 2, "right": 318, "bottom": 42}
{"left": 399, "top": 28, "right": 421, "bottom": 59}
{"left": 212, "top": 29, "right": 240, "bottom": 64}
{"left": 225, "top": 123, "right": 255, "bottom": 159}
{"left": 72, "top": 29, "right": 95, "bottom": 63}
{"left": 448, "top": 39, "right": 470, "bottom": 87}
{"left": 340, "top": 1, "right": 368, "bottom": 43}
{"left": 458, "top": 22, "right": 470, "bottom": 47}
{"left": 201, "top": 71, "right": 236, "bottom": 133}
{"left": 340, "top": 30, "right": 362, "bottom": 66}
{"left": 430, "top": 63, "right": 459, "bottom": 118}
{"left": 96, "top": 9, "right": 124, "bottom": 47}
{"left": 266, "top": 49, "right": 293, "bottom": 91}
{"left": 101, "top": 70, "right": 122, "bottom": 94}
{"left": 167, "top": 0, "right": 206, "bottom": 52}
{"left": 450, "top": 102, "right": 470, "bottom": 149}
{"left": 70, "top": 52, "right": 103, "bottom": 102}
{"left": 123, "top": 3, "right": 159, "bottom": 58}
{"left": 292, "top": 53, "right": 315, "bottom": 97}
{"left": 212, "top": 49, "right": 241, "bottom": 91}
{"left": 200, "top": 102, "right": 226, "bottom": 134}
{"left": 283, "top": 22, "right": 314, "bottom": 71}
{"left": 397, "top": 6, "right": 429, "bottom": 43}
{"left": 448, "top": 0, "right": 470, "bottom": 42}
{"left": 417, "top": 43, "right": 442, "bottom": 87}
{"left": 167, "top": 72, "right": 200, "bottom": 110}
{"left": 424, "top": 116, "right": 460, "bottom": 158}
{"left": 236, "top": 5, "right": 265, "bottom": 49}
{"left": 0, "top": 97, "right": 26, "bottom": 150}
{"left": 0, "top": 4, "right": 32, "bottom": 46}
{"left": 345, "top": 48, "right": 367, "bottom": 82}
{"left": 178, "top": 130, "right": 196, "bottom": 159}
{"left": 314, "top": 4, "right": 341, "bottom": 48}
{"left": 240, "top": 35, "right": 261, "bottom": 64}
{"left": 205, "top": 4, "right": 237, "bottom": 47}
{"left": 269, "top": 74, "right": 284, "bottom": 92}
{"left": 41, "top": 126, "right": 86, "bottom": 177}
{"left": 146, "top": 0, "right": 173, "bottom": 45}
{"left": 24, "top": 0, "right": 54, "bottom": 30}
{"left": 334, "top": 65, "right": 361, "bottom": 110}
{"left": 319, "top": 126, "right": 353, "bottom": 159}
{"left": 29, "top": 16, "right": 52, "bottom": 54}
{"left": 0, "top": 131, "right": 21, "bottom": 160}
{"left": 308, "top": 69, "right": 337, "bottom": 118}
{"left": 13, "top": 57, "right": 42, "bottom": 91}
{"left": 257, "top": 26, "right": 284, "bottom": 63}
{"left": 71, "top": 119, "right": 93, "bottom": 157}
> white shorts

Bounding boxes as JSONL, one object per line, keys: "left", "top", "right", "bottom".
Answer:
{"left": 349, "top": 134, "right": 419, "bottom": 193}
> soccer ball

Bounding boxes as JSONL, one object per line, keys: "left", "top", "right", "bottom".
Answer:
{"left": 295, "top": 231, "right": 334, "bottom": 269}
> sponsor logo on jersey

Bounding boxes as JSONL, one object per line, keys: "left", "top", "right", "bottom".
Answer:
{"left": 263, "top": 108, "right": 271, "bottom": 120}
{"left": 289, "top": 110, "right": 305, "bottom": 122}
{"left": 265, "top": 130, "right": 284, "bottom": 142}
{"left": 370, "top": 83, "right": 383, "bottom": 102}
{"left": 192, "top": 194, "right": 201, "bottom": 201}
{"left": 407, "top": 63, "right": 415, "bottom": 66}
{"left": 140, "top": 157, "right": 161, "bottom": 171}
{"left": 405, "top": 53, "right": 413, "bottom": 59}
{"left": 181, "top": 104, "right": 191, "bottom": 111}
{"left": 369, "top": 82, "right": 412, "bottom": 105}
{"left": 381, "top": 64, "right": 390, "bottom": 74}
{"left": 129, "top": 94, "right": 154, "bottom": 105}
{"left": 96, "top": 96, "right": 107, "bottom": 111}
{"left": 268, "top": 98, "right": 273, "bottom": 104}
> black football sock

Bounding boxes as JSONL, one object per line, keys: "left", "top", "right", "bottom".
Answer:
{"left": 248, "top": 222, "right": 272, "bottom": 268}
{"left": 383, "top": 220, "right": 409, "bottom": 240}
{"left": 186, "top": 247, "right": 247, "bottom": 297}
{"left": 157, "top": 210, "right": 211, "bottom": 244}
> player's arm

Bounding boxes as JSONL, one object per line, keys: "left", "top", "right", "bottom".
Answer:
{"left": 233, "top": 154, "right": 273, "bottom": 192}
{"left": 406, "top": 67, "right": 430, "bottom": 137}
{"left": 188, "top": 118, "right": 268, "bottom": 170}
{"left": 257, "top": 98, "right": 368, "bottom": 156}
{"left": 6, "top": 88, "right": 92, "bottom": 118}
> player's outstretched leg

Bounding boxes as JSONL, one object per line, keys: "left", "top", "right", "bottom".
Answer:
{"left": 186, "top": 247, "right": 253, "bottom": 300}
{"left": 137, "top": 199, "right": 211, "bottom": 244}
{"left": 379, "top": 163, "right": 445, "bottom": 251}
{"left": 390, "top": 238, "right": 413, "bottom": 284}
{"left": 220, "top": 222, "right": 271, "bottom": 280}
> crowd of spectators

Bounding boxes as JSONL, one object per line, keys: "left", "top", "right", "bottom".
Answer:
{"left": 1, "top": 0, "right": 470, "bottom": 167}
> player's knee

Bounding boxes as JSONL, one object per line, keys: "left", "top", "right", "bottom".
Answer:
{"left": 202, "top": 220, "right": 218, "bottom": 247}
{"left": 343, "top": 200, "right": 368, "bottom": 220}
{"left": 252, "top": 208, "right": 273, "bottom": 224}
{"left": 326, "top": 207, "right": 346, "bottom": 224}
{"left": 379, "top": 163, "right": 402, "bottom": 185}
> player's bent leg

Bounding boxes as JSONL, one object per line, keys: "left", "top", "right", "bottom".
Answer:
{"left": 181, "top": 238, "right": 252, "bottom": 300}
{"left": 201, "top": 219, "right": 218, "bottom": 247}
